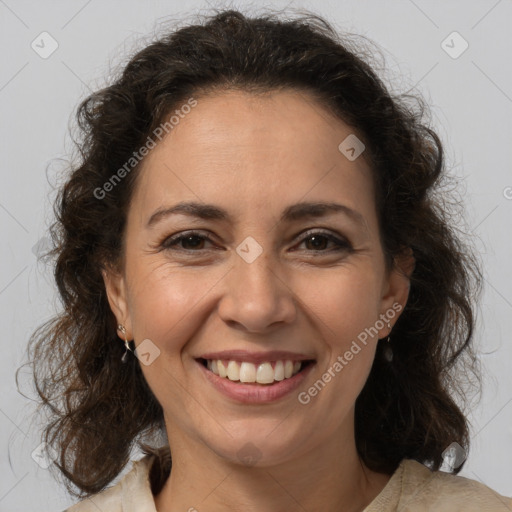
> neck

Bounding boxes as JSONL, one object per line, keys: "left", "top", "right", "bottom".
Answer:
{"left": 154, "top": 418, "right": 391, "bottom": 512}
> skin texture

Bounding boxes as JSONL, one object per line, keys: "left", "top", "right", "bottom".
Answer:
{"left": 103, "top": 89, "right": 412, "bottom": 512}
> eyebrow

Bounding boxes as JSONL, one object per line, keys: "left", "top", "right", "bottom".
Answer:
{"left": 146, "top": 201, "right": 366, "bottom": 228}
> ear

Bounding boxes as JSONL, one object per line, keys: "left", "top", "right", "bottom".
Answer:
{"left": 378, "top": 247, "right": 415, "bottom": 337}
{"left": 101, "top": 265, "right": 133, "bottom": 339}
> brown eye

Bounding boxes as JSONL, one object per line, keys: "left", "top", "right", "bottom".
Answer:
{"left": 304, "top": 234, "right": 329, "bottom": 251}
{"left": 162, "top": 231, "right": 214, "bottom": 251}
{"left": 297, "top": 230, "right": 352, "bottom": 253}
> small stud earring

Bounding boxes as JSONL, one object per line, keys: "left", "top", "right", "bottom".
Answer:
{"left": 118, "top": 324, "right": 133, "bottom": 363}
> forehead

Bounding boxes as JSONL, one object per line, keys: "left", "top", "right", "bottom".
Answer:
{"left": 131, "top": 89, "right": 376, "bottom": 225}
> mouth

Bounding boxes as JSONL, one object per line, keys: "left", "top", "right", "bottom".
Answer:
{"left": 196, "top": 357, "right": 316, "bottom": 386}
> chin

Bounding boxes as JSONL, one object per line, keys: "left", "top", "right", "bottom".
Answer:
{"left": 204, "top": 423, "right": 307, "bottom": 468}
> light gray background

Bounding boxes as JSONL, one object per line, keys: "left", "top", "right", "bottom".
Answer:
{"left": 1, "top": 0, "right": 511, "bottom": 510}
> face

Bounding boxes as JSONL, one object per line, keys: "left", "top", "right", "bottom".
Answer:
{"left": 104, "top": 89, "right": 410, "bottom": 467}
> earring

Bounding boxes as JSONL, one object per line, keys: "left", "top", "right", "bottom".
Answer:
{"left": 118, "top": 324, "right": 133, "bottom": 363}
{"left": 383, "top": 320, "right": 393, "bottom": 362}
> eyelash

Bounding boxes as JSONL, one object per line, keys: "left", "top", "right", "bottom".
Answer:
{"left": 160, "top": 229, "right": 352, "bottom": 254}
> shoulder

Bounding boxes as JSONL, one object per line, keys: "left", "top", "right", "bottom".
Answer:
{"left": 367, "top": 458, "right": 512, "bottom": 512}
{"left": 61, "top": 454, "right": 157, "bottom": 512}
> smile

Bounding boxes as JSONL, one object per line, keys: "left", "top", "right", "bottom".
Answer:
{"left": 200, "top": 358, "right": 315, "bottom": 385}
{"left": 196, "top": 357, "right": 316, "bottom": 404}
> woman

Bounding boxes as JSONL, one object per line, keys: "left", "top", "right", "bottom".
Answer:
{"left": 26, "top": 8, "right": 512, "bottom": 511}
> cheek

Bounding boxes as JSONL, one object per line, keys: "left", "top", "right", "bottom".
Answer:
{"left": 128, "top": 264, "right": 211, "bottom": 346}
{"left": 297, "top": 268, "right": 382, "bottom": 395}
{"left": 298, "top": 265, "right": 383, "bottom": 340}
{"left": 127, "top": 266, "right": 217, "bottom": 418}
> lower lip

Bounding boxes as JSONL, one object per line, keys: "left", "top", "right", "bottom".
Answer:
{"left": 196, "top": 359, "right": 315, "bottom": 404}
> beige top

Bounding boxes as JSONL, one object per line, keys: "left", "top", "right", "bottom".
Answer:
{"left": 64, "top": 455, "right": 512, "bottom": 511}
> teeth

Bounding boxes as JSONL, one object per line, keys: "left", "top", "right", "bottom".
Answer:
{"left": 274, "top": 360, "right": 284, "bottom": 381}
{"left": 204, "top": 359, "right": 306, "bottom": 384}
{"left": 218, "top": 360, "right": 227, "bottom": 378}
{"left": 284, "top": 360, "right": 293, "bottom": 379}
{"left": 256, "top": 362, "right": 274, "bottom": 384}
{"left": 227, "top": 360, "right": 240, "bottom": 381}
{"left": 240, "top": 362, "right": 256, "bottom": 382}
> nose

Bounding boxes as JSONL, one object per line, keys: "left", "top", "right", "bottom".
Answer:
{"left": 217, "top": 245, "right": 297, "bottom": 333}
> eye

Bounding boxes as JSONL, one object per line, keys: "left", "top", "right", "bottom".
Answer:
{"left": 160, "top": 229, "right": 352, "bottom": 254}
{"left": 295, "top": 230, "right": 353, "bottom": 253}
{"left": 161, "top": 231, "right": 215, "bottom": 251}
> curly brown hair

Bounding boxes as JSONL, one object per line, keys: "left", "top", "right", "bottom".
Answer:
{"left": 21, "top": 7, "right": 482, "bottom": 499}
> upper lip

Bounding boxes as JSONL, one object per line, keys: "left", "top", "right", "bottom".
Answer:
{"left": 196, "top": 350, "right": 315, "bottom": 364}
